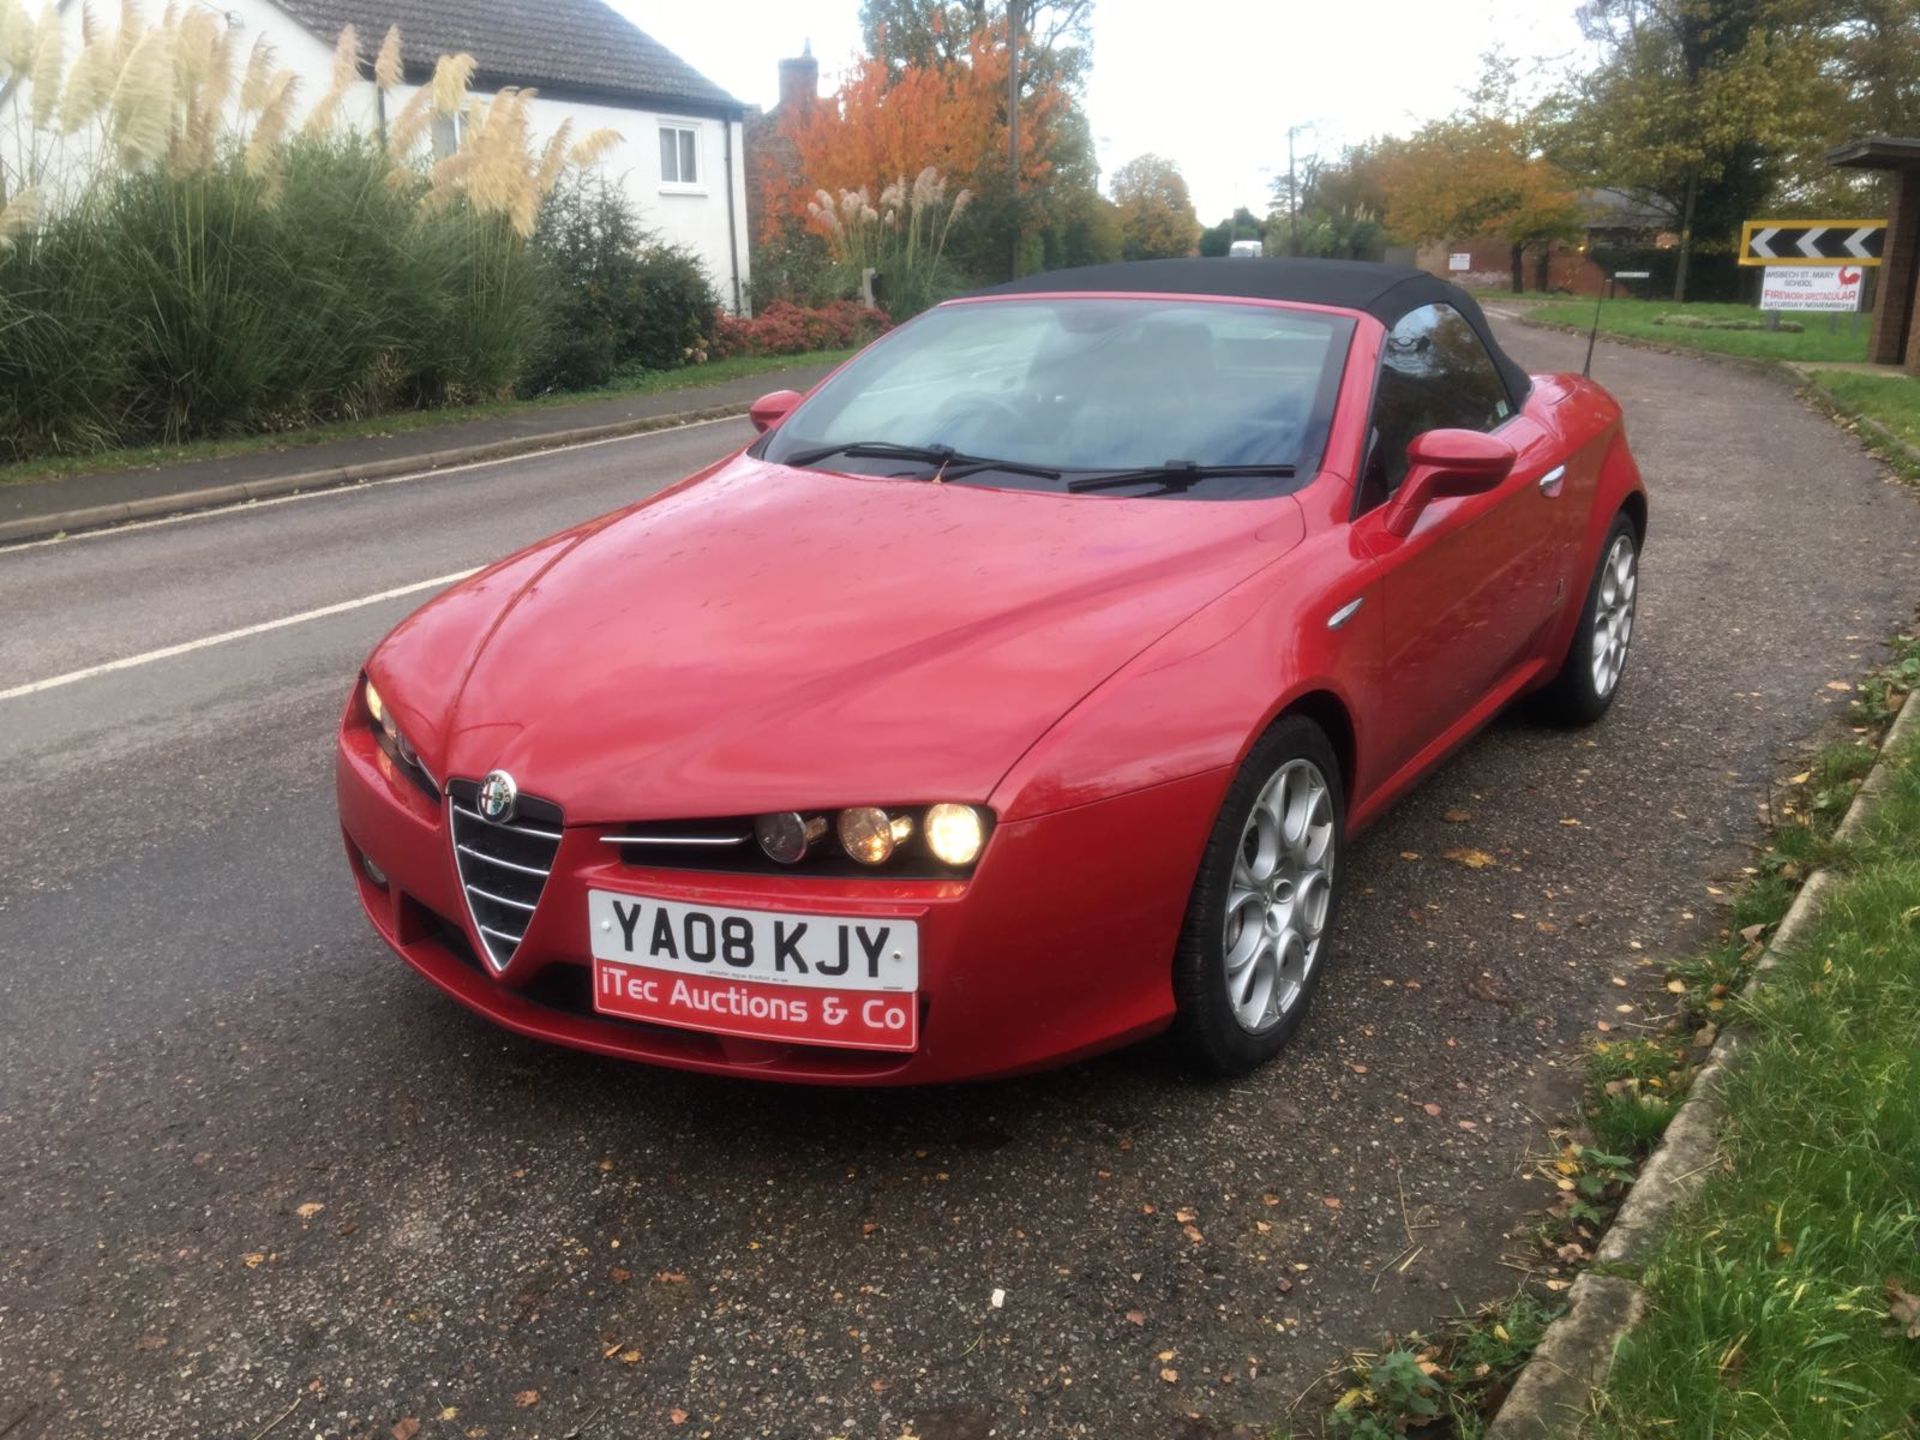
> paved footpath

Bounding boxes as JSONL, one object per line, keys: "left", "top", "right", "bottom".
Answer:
{"left": 0, "top": 323, "right": 1916, "bottom": 1440}
{"left": 0, "top": 359, "right": 843, "bottom": 538}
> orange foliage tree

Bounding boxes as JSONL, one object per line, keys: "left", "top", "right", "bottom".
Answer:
{"left": 760, "top": 26, "right": 1066, "bottom": 246}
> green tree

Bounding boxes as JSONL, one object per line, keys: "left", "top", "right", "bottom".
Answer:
{"left": 1111, "top": 153, "right": 1199, "bottom": 260}
{"left": 1199, "top": 206, "right": 1265, "bottom": 256}
{"left": 1548, "top": 0, "right": 1827, "bottom": 301}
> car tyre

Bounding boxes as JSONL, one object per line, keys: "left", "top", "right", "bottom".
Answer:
{"left": 1541, "top": 513, "right": 1639, "bottom": 725}
{"left": 1170, "top": 715, "right": 1345, "bottom": 1077}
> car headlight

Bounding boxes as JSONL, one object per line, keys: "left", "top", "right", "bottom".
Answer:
{"left": 744, "top": 804, "right": 989, "bottom": 870}
{"left": 924, "top": 803, "right": 986, "bottom": 866}
{"left": 363, "top": 677, "right": 422, "bottom": 770}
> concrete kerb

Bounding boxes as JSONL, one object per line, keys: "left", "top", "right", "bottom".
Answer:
{"left": 1484, "top": 682, "right": 1920, "bottom": 1439}
{"left": 0, "top": 401, "right": 753, "bottom": 548}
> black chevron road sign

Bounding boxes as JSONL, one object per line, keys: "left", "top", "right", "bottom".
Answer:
{"left": 1739, "top": 219, "right": 1886, "bottom": 266}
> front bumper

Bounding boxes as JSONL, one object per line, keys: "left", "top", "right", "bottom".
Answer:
{"left": 336, "top": 726, "right": 1230, "bottom": 1084}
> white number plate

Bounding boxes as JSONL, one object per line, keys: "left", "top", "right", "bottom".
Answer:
{"left": 586, "top": 891, "right": 919, "bottom": 990}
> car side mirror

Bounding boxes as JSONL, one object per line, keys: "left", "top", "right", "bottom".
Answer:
{"left": 749, "top": 389, "right": 803, "bottom": 434}
{"left": 1381, "top": 429, "right": 1517, "bottom": 538}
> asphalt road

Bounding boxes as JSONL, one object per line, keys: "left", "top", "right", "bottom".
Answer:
{"left": 3, "top": 326, "right": 1918, "bottom": 1440}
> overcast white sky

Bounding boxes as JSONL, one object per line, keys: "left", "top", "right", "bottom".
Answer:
{"left": 629, "top": 1, "right": 1599, "bottom": 221}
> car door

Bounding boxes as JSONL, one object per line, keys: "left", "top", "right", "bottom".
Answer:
{"left": 1350, "top": 303, "right": 1563, "bottom": 782}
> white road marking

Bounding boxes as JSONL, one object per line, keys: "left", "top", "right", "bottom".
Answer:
{"left": 0, "top": 569, "right": 478, "bottom": 702}
{"left": 0, "top": 412, "right": 746, "bottom": 556}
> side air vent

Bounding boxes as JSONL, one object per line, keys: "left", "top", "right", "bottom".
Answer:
{"left": 446, "top": 778, "right": 564, "bottom": 971}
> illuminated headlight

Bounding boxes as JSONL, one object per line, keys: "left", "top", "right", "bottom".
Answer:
{"left": 755, "top": 811, "right": 828, "bottom": 865}
{"left": 924, "top": 803, "right": 986, "bottom": 866}
{"left": 364, "top": 678, "right": 420, "bottom": 768}
{"left": 837, "top": 806, "right": 916, "bottom": 866}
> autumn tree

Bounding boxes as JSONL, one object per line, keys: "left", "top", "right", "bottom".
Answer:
{"left": 1112, "top": 154, "right": 1198, "bottom": 260}
{"left": 1380, "top": 55, "right": 1581, "bottom": 292}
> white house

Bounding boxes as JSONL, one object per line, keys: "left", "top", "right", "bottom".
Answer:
{"left": 2, "top": 0, "right": 753, "bottom": 310}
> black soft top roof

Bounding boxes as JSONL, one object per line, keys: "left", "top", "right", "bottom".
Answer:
{"left": 975, "top": 258, "right": 1532, "bottom": 402}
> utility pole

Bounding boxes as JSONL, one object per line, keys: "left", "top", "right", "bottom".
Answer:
{"left": 1286, "top": 123, "right": 1310, "bottom": 256}
{"left": 1287, "top": 126, "right": 1298, "bottom": 256}
{"left": 1008, "top": 0, "right": 1022, "bottom": 278}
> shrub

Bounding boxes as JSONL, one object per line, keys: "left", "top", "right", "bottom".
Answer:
{"left": 710, "top": 299, "right": 888, "bottom": 360}
{"left": 0, "top": 3, "right": 618, "bottom": 461}
{"left": 807, "top": 168, "right": 970, "bottom": 320}
{"left": 526, "top": 176, "right": 718, "bottom": 392}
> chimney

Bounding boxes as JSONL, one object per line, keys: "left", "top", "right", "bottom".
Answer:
{"left": 777, "top": 40, "right": 818, "bottom": 113}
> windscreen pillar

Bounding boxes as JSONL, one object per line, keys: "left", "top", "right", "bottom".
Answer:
{"left": 1827, "top": 135, "right": 1920, "bottom": 372}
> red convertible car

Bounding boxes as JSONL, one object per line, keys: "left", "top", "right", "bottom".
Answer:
{"left": 338, "top": 259, "right": 1644, "bottom": 1084}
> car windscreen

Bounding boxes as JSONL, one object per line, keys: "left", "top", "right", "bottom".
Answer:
{"left": 755, "top": 297, "right": 1355, "bottom": 499}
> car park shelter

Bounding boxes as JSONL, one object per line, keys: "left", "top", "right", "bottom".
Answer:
{"left": 1829, "top": 135, "right": 1920, "bottom": 372}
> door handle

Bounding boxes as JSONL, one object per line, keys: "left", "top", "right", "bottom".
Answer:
{"left": 1536, "top": 465, "right": 1567, "bottom": 498}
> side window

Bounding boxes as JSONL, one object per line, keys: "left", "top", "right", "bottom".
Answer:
{"left": 1358, "top": 303, "right": 1512, "bottom": 511}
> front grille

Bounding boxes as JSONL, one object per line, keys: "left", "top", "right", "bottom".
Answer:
{"left": 447, "top": 778, "right": 564, "bottom": 971}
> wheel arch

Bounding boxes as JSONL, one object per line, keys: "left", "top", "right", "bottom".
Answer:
{"left": 1268, "top": 688, "right": 1357, "bottom": 805}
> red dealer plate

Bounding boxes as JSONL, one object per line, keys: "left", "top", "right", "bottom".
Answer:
{"left": 585, "top": 890, "right": 920, "bottom": 1052}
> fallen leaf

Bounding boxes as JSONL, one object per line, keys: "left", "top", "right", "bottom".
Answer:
{"left": 1158, "top": 1349, "right": 1176, "bottom": 1361}
{"left": 670, "top": 1408, "right": 689, "bottom": 1425}
{"left": 1826, "top": 680, "right": 1853, "bottom": 692}
{"left": 1559, "top": 817, "right": 1582, "bottom": 827}
{"left": 1610, "top": 976, "right": 1628, "bottom": 987}
{"left": 1443, "top": 808, "right": 1470, "bottom": 823}
{"left": 1182, "top": 1223, "right": 1205, "bottom": 1244}
{"left": 392, "top": 1422, "right": 421, "bottom": 1440}
{"left": 1347, "top": 1062, "right": 1368, "bottom": 1074}
{"left": 654, "top": 1271, "right": 687, "bottom": 1285}
{"left": 1667, "top": 979, "right": 1687, "bottom": 994}
{"left": 242, "top": 1252, "right": 266, "bottom": 1269}
{"left": 1126, "top": 1309, "right": 1146, "bottom": 1326}
{"left": 1261, "top": 1192, "right": 1279, "bottom": 1207}
{"left": 1787, "top": 771, "right": 1812, "bottom": 785}
{"left": 1457, "top": 1119, "right": 1478, "bottom": 1131}
{"left": 133, "top": 1334, "right": 166, "bottom": 1352}
{"left": 1694, "top": 1023, "right": 1718, "bottom": 1047}
{"left": 1740, "top": 923, "right": 1767, "bottom": 944}
{"left": 1444, "top": 847, "right": 1496, "bottom": 870}
{"left": 1160, "top": 1368, "right": 1179, "bottom": 1384}
{"left": 1887, "top": 1280, "right": 1920, "bottom": 1340}
{"left": 295, "top": 1202, "right": 325, "bottom": 1221}
{"left": 610, "top": 1267, "right": 632, "bottom": 1284}
{"left": 1321, "top": 1196, "right": 1342, "bottom": 1209}
{"left": 514, "top": 1390, "right": 540, "bottom": 1408}
{"left": 619, "top": 1348, "right": 642, "bottom": 1364}
{"left": 1400, "top": 850, "right": 1422, "bottom": 861}
{"left": 1174, "top": 1208, "right": 1197, "bottom": 1223}
{"left": 1422, "top": 1103, "right": 1443, "bottom": 1117}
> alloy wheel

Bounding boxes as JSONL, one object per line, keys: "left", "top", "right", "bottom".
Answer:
{"left": 1590, "top": 534, "right": 1637, "bottom": 697}
{"left": 1222, "top": 758, "right": 1335, "bottom": 1033}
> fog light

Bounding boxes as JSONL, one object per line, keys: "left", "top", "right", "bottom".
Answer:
{"left": 755, "top": 811, "right": 826, "bottom": 865}
{"left": 925, "top": 803, "right": 985, "bottom": 866}
{"left": 838, "top": 806, "right": 913, "bottom": 865}
{"left": 360, "top": 853, "right": 389, "bottom": 888}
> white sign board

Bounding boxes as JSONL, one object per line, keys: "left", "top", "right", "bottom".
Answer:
{"left": 1759, "top": 265, "right": 1864, "bottom": 312}
{"left": 1448, "top": 253, "right": 1471, "bottom": 272}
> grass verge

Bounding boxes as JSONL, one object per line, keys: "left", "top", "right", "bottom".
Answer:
{"left": 1807, "top": 370, "right": 1920, "bottom": 482}
{"left": 0, "top": 350, "right": 855, "bottom": 490}
{"left": 1528, "top": 298, "right": 1870, "bottom": 365}
{"left": 1292, "top": 636, "right": 1920, "bottom": 1438}
{"left": 1587, "top": 723, "right": 1920, "bottom": 1437}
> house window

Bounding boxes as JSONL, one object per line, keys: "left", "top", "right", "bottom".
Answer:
{"left": 659, "top": 122, "right": 699, "bottom": 187}
{"left": 431, "top": 111, "right": 465, "bottom": 159}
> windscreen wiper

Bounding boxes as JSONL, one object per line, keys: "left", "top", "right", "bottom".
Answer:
{"left": 1065, "top": 461, "right": 1297, "bottom": 495}
{"left": 785, "top": 440, "right": 1061, "bottom": 481}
